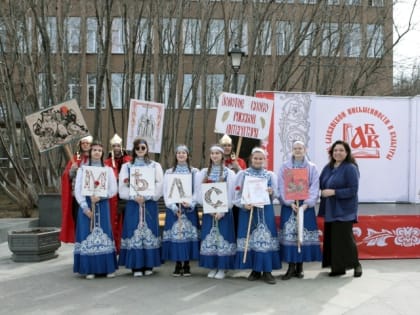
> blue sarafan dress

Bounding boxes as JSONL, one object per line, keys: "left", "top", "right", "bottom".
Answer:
{"left": 162, "top": 164, "right": 200, "bottom": 261}
{"left": 234, "top": 168, "right": 281, "bottom": 272}
{"left": 277, "top": 156, "right": 322, "bottom": 263}
{"left": 73, "top": 163, "right": 118, "bottom": 275}
{"left": 118, "top": 158, "right": 164, "bottom": 270}
{"left": 195, "top": 165, "right": 236, "bottom": 270}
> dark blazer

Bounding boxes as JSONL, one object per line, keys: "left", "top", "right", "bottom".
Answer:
{"left": 318, "top": 162, "right": 360, "bottom": 222}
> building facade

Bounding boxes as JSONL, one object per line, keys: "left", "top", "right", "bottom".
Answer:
{"left": 0, "top": 0, "right": 392, "bottom": 169}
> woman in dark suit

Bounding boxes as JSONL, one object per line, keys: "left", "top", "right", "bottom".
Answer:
{"left": 319, "top": 140, "right": 362, "bottom": 277}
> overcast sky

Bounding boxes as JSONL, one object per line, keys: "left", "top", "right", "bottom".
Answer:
{"left": 393, "top": 0, "right": 420, "bottom": 77}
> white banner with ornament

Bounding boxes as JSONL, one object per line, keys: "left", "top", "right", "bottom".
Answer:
{"left": 215, "top": 92, "right": 273, "bottom": 140}
{"left": 257, "top": 91, "right": 420, "bottom": 203}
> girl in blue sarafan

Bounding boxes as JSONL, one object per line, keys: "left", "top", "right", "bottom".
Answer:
{"left": 73, "top": 140, "right": 118, "bottom": 280}
{"left": 162, "top": 145, "right": 200, "bottom": 277}
{"left": 195, "top": 144, "right": 236, "bottom": 280}
{"left": 234, "top": 147, "right": 281, "bottom": 285}
{"left": 277, "top": 140, "right": 322, "bottom": 280}
{"left": 118, "top": 138, "right": 164, "bottom": 277}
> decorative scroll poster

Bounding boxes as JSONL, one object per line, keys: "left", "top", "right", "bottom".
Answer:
{"left": 240, "top": 176, "right": 270, "bottom": 207}
{"left": 25, "top": 99, "right": 89, "bottom": 152}
{"left": 284, "top": 168, "right": 309, "bottom": 201}
{"left": 126, "top": 99, "right": 165, "bottom": 153}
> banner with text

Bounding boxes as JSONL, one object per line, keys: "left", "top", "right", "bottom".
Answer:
{"left": 257, "top": 91, "right": 420, "bottom": 203}
{"left": 215, "top": 92, "right": 273, "bottom": 140}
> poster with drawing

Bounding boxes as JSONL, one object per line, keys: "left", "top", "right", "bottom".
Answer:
{"left": 201, "top": 182, "right": 229, "bottom": 214}
{"left": 240, "top": 176, "right": 270, "bottom": 206}
{"left": 129, "top": 166, "right": 155, "bottom": 197}
{"left": 165, "top": 174, "right": 192, "bottom": 204}
{"left": 25, "top": 99, "right": 89, "bottom": 152}
{"left": 126, "top": 99, "right": 165, "bottom": 153}
{"left": 284, "top": 168, "right": 309, "bottom": 201}
{"left": 81, "top": 166, "right": 108, "bottom": 197}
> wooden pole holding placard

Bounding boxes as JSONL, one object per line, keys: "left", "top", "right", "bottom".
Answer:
{"left": 296, "top": 200, "right": 301, "bottom": 253}
{"left": 242, "top": 206, "right": 254, "bottom": 263}
{"left": 235, "top": 136, "right": 243, "bottom": 158}
{"left": 64, "top": 144, "right": 75, "bottom": 163}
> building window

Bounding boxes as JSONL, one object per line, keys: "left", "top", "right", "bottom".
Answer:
{"left": 299, "top": 0, "right": 317, "bottom": 3}
{"left": 343, "top": 23, "right": 361, "bottom": 57}
{"left": 327, "top": 0, "right": 340, "bottom": 4}
{"left": 206, "top": 74, "right": 224, "bottom": 109}
{"left": 182, "top": 74, "right": 202, "bottom": 109}
{"left": 66, "top": 77, "right": 80, "bottom": 104}
{"left": 135, "top": 18, "right": 153, "bottom": 54}
{"left": 321, "top": 23, "right": 340, "bottom": 57}
{"left": 38, "top": 17, "right": 57, "bottom": 53}
{"left": 183, "top": 19, "right": 201, "bottom": 54}
{"left": 229, "top": 20, "right": 248, "bottom": 55}
{"left": 276, "top": 21, "right": 294, "bottom": 55}
{"left": 65, "top": 17, "right": 80, "bottom": 53}
{"left": 299, "top": 22, "right": 317, "bottom": 56}
{"left": 86, "top": 17, "right": 98, "bottom": 53}
{"left": 17, "top": 18, "right": 32, "bottom": 53}
{"left": 110, "top": 73, "right": 124, "bottom": 109}
{"left": 207, "top": 19, "right": 225, "bottom": 55}
{"left": 135, "top": 73, "right": 154, "bottom": 101}
{"left": 0, "top": 19, "right": 7, "bottom": 52}
{"left": 368, "top": 0, "right": 384, "bottom": 6}
{"left": 255, "top": 21, "right": 272, "bottom": 55}
{"left": 345, "top": 0, "right": 361, "bottom": 5}
{"left": 38, "top": 73, "right": 49, "bottom": 108}
{"left": 366, "top": 24, "right": 384, "bottom": 58}
{"left": 111, "top": 18, "right": 126, "bottom": 54}
{"left": 87, "top": 74, "right": 105, "bottom": 109}
{"left": 161, "top": 18, "right": 177, "bottom": 54}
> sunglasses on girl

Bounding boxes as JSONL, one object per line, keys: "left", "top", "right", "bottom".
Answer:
{"left": 135, "top": 145, "right": 147, "bottom": 151}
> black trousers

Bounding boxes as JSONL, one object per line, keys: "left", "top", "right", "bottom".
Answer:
{"left": 322, "top": 221, "right": 360, "bottom": 272}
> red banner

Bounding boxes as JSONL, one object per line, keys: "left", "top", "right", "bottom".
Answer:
{"left": 276, "top": 215, "right": 420, "bottom": 259}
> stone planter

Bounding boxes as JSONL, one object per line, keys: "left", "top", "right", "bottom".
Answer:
{"left": 8, "top": 227, "right": 61, "bottom": 262}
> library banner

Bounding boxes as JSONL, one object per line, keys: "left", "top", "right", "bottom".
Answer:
{"left": 256, "top": 91, "right": 420, "bottom": 203}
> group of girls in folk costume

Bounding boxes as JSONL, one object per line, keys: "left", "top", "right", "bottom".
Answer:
{"left": 162, "top": 145, "right": 200, "bottom": 277}
{"left": 234, "top": 147, "right": 281, "bottom": 285}
{"left": 118, "top": 138, "right": 164, "bottom": 277}
{"left": 277, "top": 141, "right": 322, "bottom": 280}
{"left": 195, "top": 145, "right": 237, "bottom": 280}
{"left": 71, "top": 137, "right": 326, "bottom": 282}
{"left": 73, "top": 141, "right": 118, "bottom": 279}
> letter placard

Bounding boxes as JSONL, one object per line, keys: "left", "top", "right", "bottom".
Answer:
{"left": 284, "top": 168, "right": 309, "bottom": 201}
{"left": 81, "top": 166, "right": 108, "bottom": 197}
{"left": 129, "top": 166, "right": 155, "bottom": 197}
{"left": 240, "top": 176, "right": 270, "bottom": 206}
{"left": 202, "top": 182, "right": 228, "bottom": 214}
{"left": 165, "top": 174, "right": 192, "bottom": 204}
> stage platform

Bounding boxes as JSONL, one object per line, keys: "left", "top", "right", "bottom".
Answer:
{"left": 272, "top": 203, "right": 420, "bottom": 259}
{"left": 357, "top": 202, "right": 420, "bottom": 215}
{"left": 317, "top": 203, "right": 420, "bottom": 260}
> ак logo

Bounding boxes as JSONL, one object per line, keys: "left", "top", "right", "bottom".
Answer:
{"left": 343, "top": 123, "right": 380, "bottom": 158}
{"left": 325, "top": 106, "right": 397, "bottom": 160}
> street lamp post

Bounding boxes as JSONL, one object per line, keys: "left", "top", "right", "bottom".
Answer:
{"left": 228, "top": 44, "right": 245, "bottom": 94}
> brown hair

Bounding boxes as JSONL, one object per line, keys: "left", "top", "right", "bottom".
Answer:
{"left": 131, "top": 138, "right": 150, "bottom": 164}
{"left": 328, "top": 140, "right": 357, "bottom": 168}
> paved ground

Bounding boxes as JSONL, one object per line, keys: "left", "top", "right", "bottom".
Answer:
{"left": 1, "top": 218, "right": 420, "bottom": 315}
